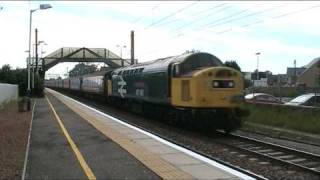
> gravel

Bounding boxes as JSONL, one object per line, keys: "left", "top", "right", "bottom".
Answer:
{"left": 0, "top": 101, "right": 32, "bottom": 179}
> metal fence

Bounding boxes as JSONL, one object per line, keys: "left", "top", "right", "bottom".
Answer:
{"left": 0, "top": 83, "right": 18, "bottom": 105}
{"left": 246, "top": 86, "right": 320, "bottom": 97}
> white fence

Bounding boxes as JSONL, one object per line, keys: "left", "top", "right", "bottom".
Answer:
{"left": 0, "top": 83, "right": 18, "bottom": 105}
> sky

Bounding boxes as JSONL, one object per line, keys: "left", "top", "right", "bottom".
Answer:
{"left": 0, "top": 1, "right": 320, "bottom": 78}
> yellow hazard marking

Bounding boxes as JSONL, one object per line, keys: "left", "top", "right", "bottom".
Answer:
{"left": 45, "top": 95, "right": 96, "bottom": 180}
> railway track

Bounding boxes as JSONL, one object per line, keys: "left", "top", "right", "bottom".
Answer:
{"left": 224, "top": 132, "right": 320, "bottom": 176}
{"left": 239, "top": 126, "right": 320, "bottom": 147}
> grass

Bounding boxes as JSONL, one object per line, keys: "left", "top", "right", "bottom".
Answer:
{"left": 0, "top": 100, "right": 31, "bottom": 179}
{"left": 243, "top": 103, "right": 320, "bottom": 135}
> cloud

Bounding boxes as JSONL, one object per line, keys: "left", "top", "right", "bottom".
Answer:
{"left": 0, "top": 1, "right": 320, "bottom": 77}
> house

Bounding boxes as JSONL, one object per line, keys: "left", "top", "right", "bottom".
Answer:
{"left": 268, "top": 74, "right": 288, "bottom": 86}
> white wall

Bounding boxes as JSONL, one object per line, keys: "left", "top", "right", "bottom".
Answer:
{"left": 253, "top": 78, "right": 268, "bottom": 87}
{"left": 0, "top": 83, "right": 18, "bottom": 105}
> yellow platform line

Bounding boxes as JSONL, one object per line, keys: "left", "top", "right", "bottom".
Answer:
{"left": 45, "top": 95, "right": 96, "bottom": 180}
{"left": 46, "top": 90, "right": 193, "bottom": 180}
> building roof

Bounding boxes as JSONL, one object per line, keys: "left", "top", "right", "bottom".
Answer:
{"left": 299, "top": 57, "right": 320, "bottom": 77}
{"left": 303, "top": 57, "right": 320, "bottom": 69}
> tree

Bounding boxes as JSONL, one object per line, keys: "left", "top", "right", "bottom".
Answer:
{"left": 183, "top": 49, "right": 200, "bottom": 54}
{"left": 0, "top": 64, "right": 43, "bottom": 96}
{"left": 224, "top": 60, "right": 241, "bottom": 72}
{"left": 69, "top": 63, "right": 98, "bottom": 77}
{"left": 0, "top": 64, "right": 13, "bottom": 83}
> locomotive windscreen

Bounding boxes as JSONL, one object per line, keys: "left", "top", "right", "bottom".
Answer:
{"left": 179, "top": 53, "right": 223, "bottom": 75}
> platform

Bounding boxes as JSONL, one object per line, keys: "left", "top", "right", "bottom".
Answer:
{"left": 24, "top": 88, "right": 254, "bottom": 180}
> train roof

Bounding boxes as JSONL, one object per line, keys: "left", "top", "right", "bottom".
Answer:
{"left": 112, "top": 52, "right": 223, "bottom": 74}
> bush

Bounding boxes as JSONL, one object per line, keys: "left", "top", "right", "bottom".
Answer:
{"left": 244, "top": 103, "right": 320, "bottom": 134}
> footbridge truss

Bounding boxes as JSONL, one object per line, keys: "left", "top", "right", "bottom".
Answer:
{"left": 41, "top": 47, "right": 131, "bottom": 71}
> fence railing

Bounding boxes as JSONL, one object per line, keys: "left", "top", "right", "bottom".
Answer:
{"left": 245, "top": 86, "right": 320, "bottom": 98}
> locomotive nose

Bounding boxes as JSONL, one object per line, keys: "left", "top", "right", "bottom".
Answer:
{"left": 197, "top": 67, "right": 244, "bottom": 107}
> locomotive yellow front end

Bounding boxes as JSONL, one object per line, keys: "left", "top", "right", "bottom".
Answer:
{"left": 169, "top": 52, "right": 247, "bottom": 132}
{"left": 171, "top": 66, "right": 244, "bottom": 108}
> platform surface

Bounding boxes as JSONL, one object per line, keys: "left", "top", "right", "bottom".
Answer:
{"left": 24, "top": 88, "right": 254, "bottom": 180}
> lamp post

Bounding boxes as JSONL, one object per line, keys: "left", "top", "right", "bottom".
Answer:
{"left": 116, "top": 45, "right": 127, "bottom": 67}
{"left": 27, "top": 4, "right": 51, "bottom": 107}
{"left": 32, "top": 43, "right": 36, "bottom": 89}
{"left": 255, "top": 52, "right": 261, "bottom": 81}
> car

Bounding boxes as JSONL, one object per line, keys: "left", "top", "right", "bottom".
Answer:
{"left": 245, "top": 93, "right": 283, "bottom": 104}
{"left": 285, "top": 93, "right": 320, "bottom": 107}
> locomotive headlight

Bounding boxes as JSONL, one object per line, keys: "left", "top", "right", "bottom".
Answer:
{"left": 228, "top": 81, "right": 234, "bottom": 87}
{"left": 213, "top": 81, "right": 219, "bottom": 87}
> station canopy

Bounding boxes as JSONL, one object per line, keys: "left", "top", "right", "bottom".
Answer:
{"left": 42, "top": 47, "right": 130, "bottom": 71}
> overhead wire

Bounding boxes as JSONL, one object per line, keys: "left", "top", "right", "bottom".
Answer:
{"left": 138, "top": 1, "right": 200, "bottom": 56}
{"left": 143, "top": 3, "right": 225, "bottom": 32}
{"left": 202, "top": 3, "right": 288, "bottom": 30}
{"left": 199, "top": 3, "right": 261, "bottom": 28}
{"left": 171, "top": 3, "right": 232, "bottom": 33}
{"left": 141, "top": 3, "right": 269, "bottom": 52}
{"left": 139, "top": 3, "right": 320, "bottom": 58}
{"left": 157, "top": 3, "right": 228, "bottom": 29}
{"left": 131, "top": 3, "right": 160, "bottom": 24}
{"left": 272, "top": 4, "right": 320, "bottom": 19}
{"left": 144, "top": 1, "right": 199, "bottom": 29}
{"left": 172, "top": 3, "right": 269, "bottom": 37}
{"left": 212, "top": 4, "right": 320, "bottom": 35}
{"left": 174, "top": 3, "right": 286, "bottom": 37}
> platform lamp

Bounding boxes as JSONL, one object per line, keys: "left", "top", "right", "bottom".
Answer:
{"left": 27, "top": 4, "right": 52, "bottom": 110}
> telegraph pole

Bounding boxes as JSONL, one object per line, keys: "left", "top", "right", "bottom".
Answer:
{"left": 294, "top": 59, "right": 297, "bottom": 87}
{"left": 131, "top": 30, "right": 135, "bottom": 65}
{"left": 35, "top": 28, "right": 39, "bottom": 74}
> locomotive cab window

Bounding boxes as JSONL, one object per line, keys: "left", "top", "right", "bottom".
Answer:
{"left": 179, "top": 53, "right": 223, "bottom": 75}
{"left": 172, "top": 64, "right": 180, "bottom": 77}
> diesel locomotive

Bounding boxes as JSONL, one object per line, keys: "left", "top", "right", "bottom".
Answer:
{"left": 46, "top": 52, "right": 247, "bottom": 132}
